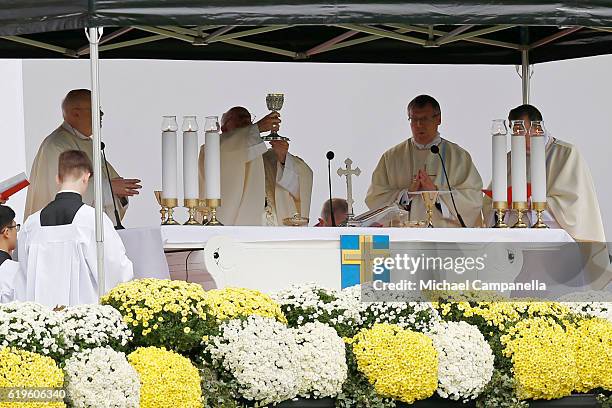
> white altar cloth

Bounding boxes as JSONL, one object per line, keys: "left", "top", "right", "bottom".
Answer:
{"left": 160, "top": 226, "right": 575, "bottom": 293}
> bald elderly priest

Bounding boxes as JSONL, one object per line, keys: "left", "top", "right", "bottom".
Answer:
{"left": 199, "top": 107, "right": 313, "bottom": 225}
{"left": 366, "top": 95, "right": 483, "bottom": 227}
{"left": 25, "top": 89, "right": 141, "bottom": 225}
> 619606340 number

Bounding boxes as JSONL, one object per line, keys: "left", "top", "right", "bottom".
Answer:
{"left": 0, "top": 387, "right": 66, "bottom": 402}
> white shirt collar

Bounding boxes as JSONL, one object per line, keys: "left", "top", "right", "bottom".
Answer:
{"left": 61, "top": 121, "right": 91, "bottom": 141}
{"left": 411, "top": 133, "right": 442, "bottom": 150}
{"left": 58, "top": 189, "right": 81, "bottom": 195}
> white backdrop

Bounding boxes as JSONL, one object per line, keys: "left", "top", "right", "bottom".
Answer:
{"left": 0, "top": 60, "right": 26, "bottom": 219}
{"left": 5, "top": 57, "right": 610, "bottom": 237}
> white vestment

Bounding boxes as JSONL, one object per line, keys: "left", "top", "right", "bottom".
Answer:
{"left": 17, "top": 205, "right": 134, "bottom": 306}
{"left": 366, "top": 136, "right": 484, "bottom": 227}
{"left": 0, "top": 259, "right": 19, "bottom": 303}
{"left": 199, "top": 125, "right": 312, "bottom": 225}
{"left": 25, "top": 123, "right": 127, "bottom": 223}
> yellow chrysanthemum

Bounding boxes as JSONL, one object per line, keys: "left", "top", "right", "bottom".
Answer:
{"left": 351, "top": 323, "right": 438, "bottom": 404}
{"left": 203, "top": 287, "right": 287, "bottom": 323}
{"left": 501, "top": 317, "right": 577, "bottom": 400}
{"left": 0, "top": 347, "right": 65, "bottom": 408}
{"left": 128, "top": 347, "right": 201, "bottom": 408}
{"left": 571, "top": 318, "right": 612, "bottom": 392}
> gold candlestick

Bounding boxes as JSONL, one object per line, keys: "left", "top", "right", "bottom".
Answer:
{"left": 205, "top": 198, "right": 223, "bottom": 226}
{"left": 532, "top": 201, "right": 548, "bottom": 229}
{"left": 154, "top": 191, "right": 168, "bottom": 224}
{"left": 161, "top": 198, "right": 180, "bottom": 225}
{"left": 512, "top": 201, "right": 528, "bottom": 228}
{"left": 492, "top": 201, "right": 509, "bottom": 228}
{"left": 198, "top": 199, "right": 209, "bottom": 225}
{"left": 184, "top": 198, "right": 200, "bottom": 225}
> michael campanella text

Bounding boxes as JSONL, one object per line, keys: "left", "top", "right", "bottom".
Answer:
{"left": 373, "top": 279, "right": 547, "bottom": 292}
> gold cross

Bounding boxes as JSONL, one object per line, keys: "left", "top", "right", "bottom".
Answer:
{"left": 342, "top": 235, "right": 389, "bottom": 283}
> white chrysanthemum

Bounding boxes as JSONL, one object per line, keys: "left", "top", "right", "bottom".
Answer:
{"left": 294, "top": 322, "right": 347, "bottom": 398}
{"left": 207, "top": 315, "right": 301, "bottom": 405}
{"left": 0, "top": 302, "right": 64, "bottom": 356}
{"left": 428, "top": 321, "right": 494, "bottom": 402}
{"left": 272, "top": 283, "right": 365, "bottom": 329}
{"left": 557, "top": 291, "right": 612, "bottom": 322}
{"left": 60, "top": 304, "right": 133, "bottom": 353}
{"left": 65, "top": 347, "right": 140, "bottom": 407}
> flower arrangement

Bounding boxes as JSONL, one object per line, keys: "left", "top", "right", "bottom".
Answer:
{"left": 501, "top": 317, "right": 577, "bottom": 400}
{"left": 203, "top": 287, "right": 287, "bottom": 323}
{"left": 60, "top": 304, "right": 132, "bottom": 354}
{"left": 0, "top": 347, "right": 65, "bottom": 408}
{"left": 294, "top": 322, "right": 347, "bottom": 398}
{"left": 272, "top": 283, "right": 363, "bottom": 337}
{"left": 558, "top": 290, "right": 612, "bottom": 322}
{"left": 102, "top": 278, "right": 214, "bottom": 352}
{"left": 428, "top": 321, "right": 494, "bottom": 401}
{"left": 206, "top": 315, "right": 301, "bottom": 406}
{"left": 64, "top": 347, "right": 140, "bottom": 408}
{"left": 571, "top": 317, "right": 612, "bottom": 393}
{"left": 0, "top": 302, "right": 65, "bottom": 359}
{"left": 348, "top": 323, "right": 438, "bottom": 404}
{"left": 128, "top": 346, "right": 201, "bottom": 408}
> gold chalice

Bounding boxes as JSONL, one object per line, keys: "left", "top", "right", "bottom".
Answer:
{"left": 262, "top": 93, "right": 290, "bottom": 142}
{"left": 154, "top": 190, "right": 168, "bottom": 224}
{"left": 421, "top": 190, "right": 439, "bottom": 228}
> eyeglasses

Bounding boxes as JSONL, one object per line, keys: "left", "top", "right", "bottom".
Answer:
{"left": 6, "top": 224, "right": 20, "bottom": 232}
{"left": 408, "top": 114, "right": 440, "bottom": 125}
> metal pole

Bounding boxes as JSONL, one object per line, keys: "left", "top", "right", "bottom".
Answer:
{"left": 521, "top": 49, "right": 530, "bottom": 104}
{"left": 86, "top": 27, "right": 105, "bottom": 302}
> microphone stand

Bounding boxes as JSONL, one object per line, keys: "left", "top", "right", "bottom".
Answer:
{"left": 101, "top": 143, "right": 125, "bottom": 230}
{"left": 431, "top": 144, "right": 467, "bottom": 228}
{"left": 327, "top": 157, "right": 336, "bottom": 227}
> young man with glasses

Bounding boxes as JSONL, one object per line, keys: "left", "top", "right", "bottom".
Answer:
{"left": 365, "top": 94, "right": 483, "bottom": 227}
{"left": 0, "top": 205, "right": 20, "bottom": 302}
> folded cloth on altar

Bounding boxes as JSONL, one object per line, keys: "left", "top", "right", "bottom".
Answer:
{"left": 17, "top": 205, "right": 134, "bottom": 306}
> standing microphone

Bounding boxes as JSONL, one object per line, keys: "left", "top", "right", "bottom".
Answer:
{"left": 326, "top": 151, "right": 336, "bottom": 227}
{"left": 430, "top": 144, "right": 467, "bottom": 228}
{"left": 101, "top": 142, "right": 125, "bottom": 230}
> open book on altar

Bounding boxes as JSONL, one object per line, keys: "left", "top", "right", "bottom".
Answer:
{"left": 347, "top": 205, "right": 406, "bottom": 227}
{"left": 0, "top": 172, "right": 29, "bottom": 201}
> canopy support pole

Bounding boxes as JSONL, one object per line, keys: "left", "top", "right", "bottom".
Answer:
{"left": 521, "top": 49, "right": 530, "bottom": 104}
{"left": 86, "top": 26, "right": 105, "bottom": 302}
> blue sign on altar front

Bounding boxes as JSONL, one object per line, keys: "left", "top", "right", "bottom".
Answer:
{"left": 340, "top": 235, "right": 390, "bottom": 289}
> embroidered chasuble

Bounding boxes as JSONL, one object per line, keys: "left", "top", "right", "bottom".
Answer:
{"left": 366, "top": 137, "right": 483, "bottom": 227}
{"left": 25, "top": 123, "right": 126, "bottom": 223}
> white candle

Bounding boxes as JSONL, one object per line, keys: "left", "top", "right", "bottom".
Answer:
{"left": 492, "top": 134, "right": 507, "bottom": 203}
{"left": 530, "top": 135, "right": 547, "bottom": 203}
{"left": 511, "top": 135, "right": 527, "bottom": 203}
{"left": 161, "top": 130, "right": 178, "bottom": 199}
{"left": 183, "top": 130, "right": 199, "bottom": 200}
{"left": 204, "top": 130, "right": 221, "bottom": 199}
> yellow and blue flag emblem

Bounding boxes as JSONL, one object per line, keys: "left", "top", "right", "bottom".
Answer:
{"left": 340, "top": 235, "right": 390, "bottom": 289}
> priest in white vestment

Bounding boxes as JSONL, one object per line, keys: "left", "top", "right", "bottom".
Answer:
{"left": 19, "top": 150, "right": 133, "bottom": 306}
{"left": 25, "top": 89, "right": 141, "bottom": 225}
{"left": 366, "top": 95, "right": 483, "bottom": 227}
{"left": 198, "top": 106, "right": 313, "bottom": 225}
{"left": 0, "top": 205, "right": 20, "bottom": 303}
{"left": 483, "top": 104, "right": 610, "bottom": 289}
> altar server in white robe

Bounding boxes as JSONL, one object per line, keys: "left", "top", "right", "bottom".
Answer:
{"left": 25, "top": 89, "right": 141, "bottom": 225}
{"left": 366, "top": 95, "right": 483, "bottom": 227}
{"left": 199, "top": 106, "right": 313, "bottom": 225}
{"left": 484, "top": 104, "right": 610, "bottom": 288}
{"left": 19, "top": 150, "right": 133, "bottom": 306}
{"left": 0, "top": 205, "right": 20, "bottom": 303}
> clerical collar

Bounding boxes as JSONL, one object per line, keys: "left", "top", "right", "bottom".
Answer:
{"left": 58, "top": 190, "right": 81, "bottom": 195}
{"left": 61, "top": 121, "right": 91, "bottom": 141}
{"left": 412, "top": 134, "right": 442, "bottom": 150}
